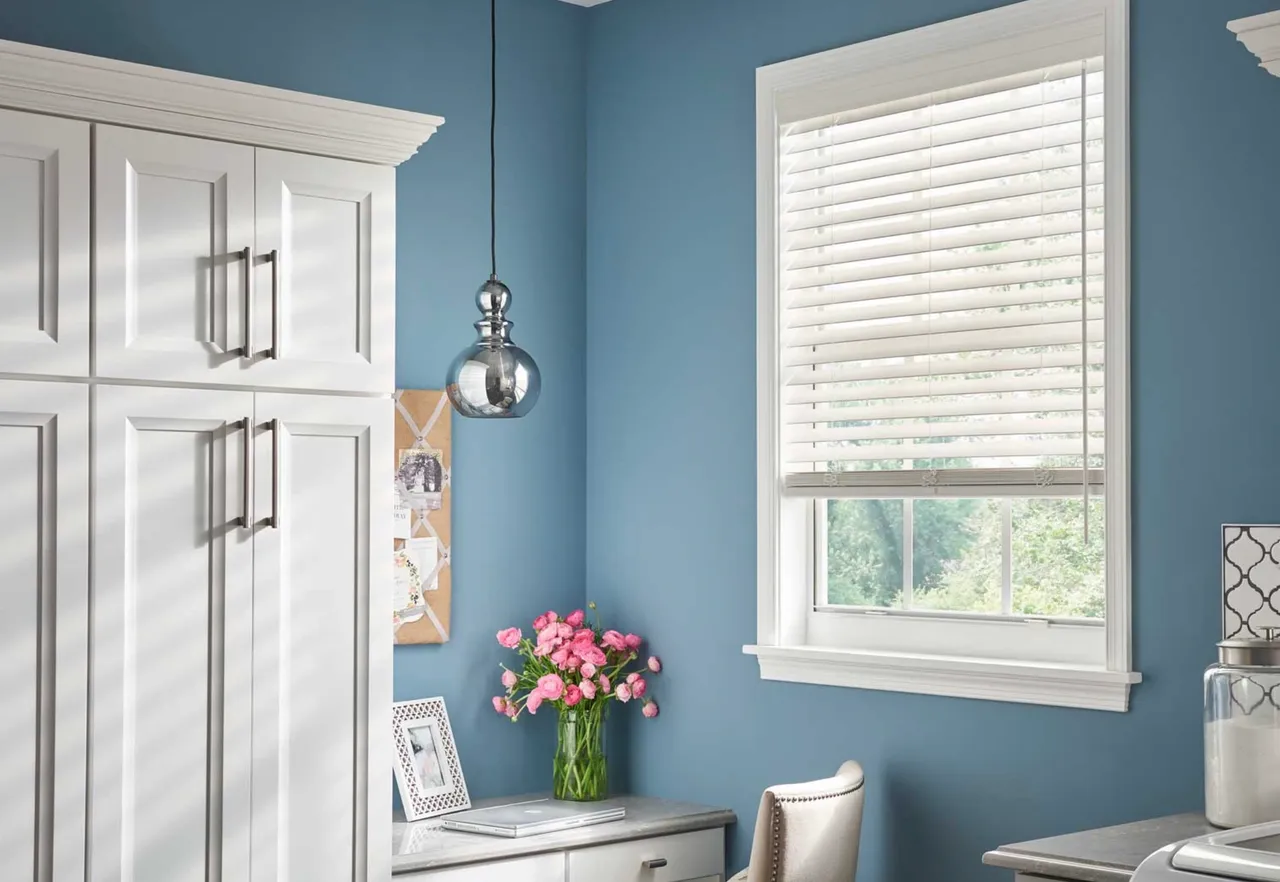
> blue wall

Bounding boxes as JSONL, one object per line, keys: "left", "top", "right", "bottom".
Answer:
{"left": 0, "top": 0, "right": 588, "bottom": 798}
{"left": 585, "top": 0, "right": 1280, "bottom": 879}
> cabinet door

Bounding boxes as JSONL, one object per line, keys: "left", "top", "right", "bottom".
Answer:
{"left": 0, "top": 381, "right": 88, "bottom": 882}
{"left": 95, "top": 126, "right": 255, "bottom": 385}
{"left": 253, "top": 149, "right": 394, "bottom": 394}
{"left": 0, "top": 109, "right": 89, "bottom": 376}
{"left": 91, "top": 385, "right": 254, "bottom": 882}
{"left": 251, "top": 393, "right": 392, "bottom": 882}
{"left": 566, "top": 830, "right": 725, "bottom": 882}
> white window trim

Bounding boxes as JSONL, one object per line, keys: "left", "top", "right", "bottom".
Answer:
{"left": 751, "top": 0, "right": 1138, "bottom": 712}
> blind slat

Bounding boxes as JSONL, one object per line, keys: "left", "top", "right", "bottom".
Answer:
{"left": 784, "top": 345, "right": 1103, "bottom": 388}
{"left": 789, "top": 416, "right": 1104, "bottom": 444}
{"left": 785, "top": 369, "right": 1105, "bottom": 405}
{"left": 785, "top": 394, "right": 1104, "bottom": 426}
{"left": 786, "top": 438, "right": 1098, "bottom": 464}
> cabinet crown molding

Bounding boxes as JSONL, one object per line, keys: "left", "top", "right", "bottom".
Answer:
{"left": 1228, "top": 9, "right": 1280, "bottom": 79}
{"left": 0, "top": 38, "right": 444, "bottom": 166}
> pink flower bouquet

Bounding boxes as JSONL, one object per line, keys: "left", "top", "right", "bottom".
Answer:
{"left": 493, "top": 603, "right": 661, "bottom": 800}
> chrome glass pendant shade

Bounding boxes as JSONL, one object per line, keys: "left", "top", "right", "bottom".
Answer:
{"left": 446, "top": 277, "right": 541, "bottom": 418}
{"left": 444, "top": 0, "right": 540, "bottom": 419}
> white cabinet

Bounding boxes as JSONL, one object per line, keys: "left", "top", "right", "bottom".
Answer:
{"left": 90, "top": 389, "right": 390, "bottom": 882}
{"left": 252, "top": 150, "right": 395, "bottom": 394}
{"left": 90, "top": 384, "right": 255, "bottom": 882}
{"left": 401, "top": 856, "right": 564, "bottom": 882}
{"left": 95, "top": 126, "right": 256, "bottom": 386}
{"left": 94, "top": 126, "right": 393, "bottom": 393}
{"left": 0, "top": 109, "right": 90, "bottom": 376}
{"left": 250, "top": 393, "right": 391, "bottom": 882}
{"left": 0, "top": 380, "right": 88, "bottom": 882}
{"left": 567, "top": 830, "right": 725, "bottom": 882}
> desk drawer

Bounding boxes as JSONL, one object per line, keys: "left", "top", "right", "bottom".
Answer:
{"left": 400, "top": 853, "right": 564, "bottom": 882}
{"left": 568, "top": 829, "right": 724, "bottom": 882}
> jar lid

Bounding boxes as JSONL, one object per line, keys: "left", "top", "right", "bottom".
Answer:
{"left": 1219, "top": 635, "right": 1280, "bottom": 667}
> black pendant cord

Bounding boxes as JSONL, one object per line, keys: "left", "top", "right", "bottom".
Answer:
{"left": 489, "top": 0, "right": 497, "bottom": 280}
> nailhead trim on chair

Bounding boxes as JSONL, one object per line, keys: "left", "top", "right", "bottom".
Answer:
{"left": 765, "top": 779, "right": 865, "bottom": 882}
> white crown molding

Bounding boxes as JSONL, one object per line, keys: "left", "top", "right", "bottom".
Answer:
{"left": 1228, "top": 9, "right": 1280, "bottom": 78}
{"left": 557, "top": 0, "right": 614, "bottom": 6}
{"left": 0, "top": 38, "right": 444, "bottom": 165}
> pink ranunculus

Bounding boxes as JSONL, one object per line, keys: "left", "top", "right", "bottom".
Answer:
{"left": 624, "top": 633, "right": 642, "bottom": 650}
{"left": 492, "top": 696, "right": 508, "bottom": 713}
{"left": 615, "top": 683, "right": 632, "bottom": 703}
{"left": 564, "top": 653, "right": 582, "bottom": 670}
{"left": 579, "top": 645, "right": 607, "bottom": 668}
{"left": 599, "top": 674, "right": 610, "bottom": 693}
{"left": 496, "top": 627, "right": 522, "bottom": 648}
{"left": 626, "top": 672, "right": 641, "bottom": 685}
{"left": 631, "top": 677, "right": 647, "bottom": 698}
{"left": 533, "top": 614, "right": 549, "bottom": 631}
{"left": 557, "top": 622, "right": 574, "bottom": 640}
{"left": 505, "top": 704, "right": 518, "bottom": 718}
{"left": 602, "top": 630, "right": 627, "bottom": 652}
{"left": 648, "top": 656, "right": 662, "bottom": 673}
{"left": 502, "top": 669, "right": 518, "bottom": 689}
{"left": 573, "top": 628, "right": 596, "bottom": 644}
{"left": 565, "top": 609, "right": 586, "bottom": 628}
{"left": 580, "top": 662, "right": 597, "bottom": 679}
{"left": 533, "top": 642, "right": 554, "bottom": 657}
{"left": 580, "top": 679, "right": 597, "bottom": 699}
{"left": 550, "top": 647, "right": 570, "bottom": 669}
{"left": 564, "top": 684, "right": 582, "bottom": 707}
{"left": 642, "top": 700, "right": 659, "bottom": 719}
{"left": 537, "top": 623, "right": 561, "bottom": 646}
{"left": 546, "top": 611, "right": 559, "bottom": 623}
{"left": 526, "top": 692, "right": 543, "bottom": 714}
{"left": 537, "top": 673, "right": 566, "bottom": 701}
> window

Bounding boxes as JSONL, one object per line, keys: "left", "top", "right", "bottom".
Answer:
{"left": 752, "top": 0, "right": 1137, "bottom": 711}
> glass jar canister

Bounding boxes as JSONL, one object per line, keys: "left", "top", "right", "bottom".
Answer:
{"left": 1206, "top": 635, "right": 1280, "bottom": 827}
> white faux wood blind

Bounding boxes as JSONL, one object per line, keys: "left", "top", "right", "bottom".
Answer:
{"left": 781, "top": 57, "right": 1106, "bottom": 491}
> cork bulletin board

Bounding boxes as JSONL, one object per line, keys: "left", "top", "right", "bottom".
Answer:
{"left": 393, "top": 390, "right": 452, "bottom": 644}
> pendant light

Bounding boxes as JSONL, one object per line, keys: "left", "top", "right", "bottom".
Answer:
{"left": 445, "top": 0, "right": 541, "bottom": 419}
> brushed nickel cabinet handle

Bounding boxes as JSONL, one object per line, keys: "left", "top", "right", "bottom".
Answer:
{"left": 268, "top": 248, "right": 280, "bottom": 359}
{"left": 241, "top": 246, "right": 254, "bottom": 357}
{"left": 240, "top": 417, "right": 253, "bottom": 528}
{"left": 642, "top": 858, "right": 668, "bottom": 870}
{"left": 268, "top": 418, "right": 281, "bottom": 529}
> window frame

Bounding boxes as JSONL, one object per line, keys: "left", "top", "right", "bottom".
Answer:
{"left": 751, "top": 0, "right": 1138, "bottom": 711}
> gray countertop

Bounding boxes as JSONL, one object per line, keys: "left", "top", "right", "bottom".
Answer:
{"left": 392, "top": 795, "right": 736, "bottom": 875}
{"left": 983, "top": 814, "right": 1217, "bottom": 882}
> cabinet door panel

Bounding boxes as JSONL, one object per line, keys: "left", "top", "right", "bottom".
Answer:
{"left": 91, "top": 385, "right": 254, "bottom": 882}
{"left": 94, "top": 126, "right": 255, "bottom": 384}
{"left": 252, "top": 393, "right": 391, "bottom": 882}
{"left": 0, "top": 381, "right": 88, "bottom": 882}
{"left": 0, "top": 109, "right": 89, "bottom": 376}
{"left": 253, "top": 149, "right": 394, "bottom": 393}
{"left": 566, "top": 830, "right": 724, "bottom": 882}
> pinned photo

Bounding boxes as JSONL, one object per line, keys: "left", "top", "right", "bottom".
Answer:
{"left": 397, "top": 447, "right": 444, "bottom": 511}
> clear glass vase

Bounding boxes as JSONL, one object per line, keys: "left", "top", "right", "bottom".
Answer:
{"left": 554, "top": 705, "right": 607, "bottom": 801}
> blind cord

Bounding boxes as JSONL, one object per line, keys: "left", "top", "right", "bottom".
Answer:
{"left": 1080, "top": 60, "right": 1090, "bottom": 545}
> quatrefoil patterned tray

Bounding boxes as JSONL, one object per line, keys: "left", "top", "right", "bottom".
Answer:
{"left": 1223, "top": 524, "right": 1280, "bottom": 639}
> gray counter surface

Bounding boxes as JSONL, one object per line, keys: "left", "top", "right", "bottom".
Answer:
{"left": 983, "top": 814, "right": 1216, "bottom": 882}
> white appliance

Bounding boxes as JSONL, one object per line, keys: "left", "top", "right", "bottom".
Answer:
{"left": 0, "top": 35, "right": 440, "bottom": 882}
{"left": 1135, "top": 821, "right": 1280, "bottom": 881}
{"left": 441, "top": 799, "right": 627, "bottom": 838}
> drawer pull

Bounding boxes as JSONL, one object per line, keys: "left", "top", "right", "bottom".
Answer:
{"left": 642, "top": 858, "right": 668, "bottom": 870}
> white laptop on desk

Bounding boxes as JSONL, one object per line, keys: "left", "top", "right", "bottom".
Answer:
{"left": 440, "top": 798, "right": 625, "bottom": 838}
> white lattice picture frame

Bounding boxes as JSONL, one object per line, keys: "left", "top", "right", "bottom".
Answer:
{"left": 392, "top": 698, "right": 470, "bottom": 821}
{"left": 1223, "top": 525, "right": 1280, "bottom": 639}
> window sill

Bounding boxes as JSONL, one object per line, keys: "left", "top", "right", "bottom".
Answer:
{"left": 743, "top": 644, "right": 1141, "bottom": 712}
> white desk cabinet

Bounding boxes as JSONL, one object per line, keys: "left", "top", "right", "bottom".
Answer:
{"left": 393, "top": 797, "right": 735, "bottom": 882}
